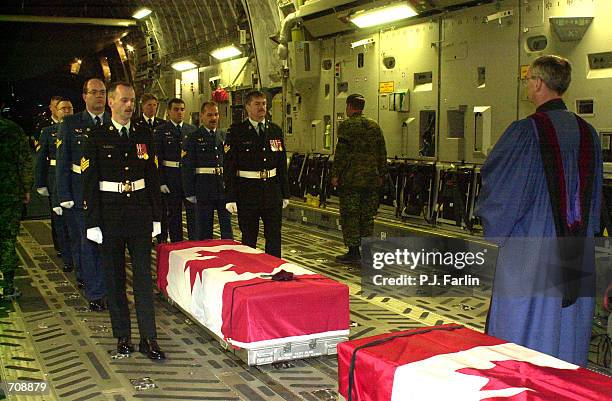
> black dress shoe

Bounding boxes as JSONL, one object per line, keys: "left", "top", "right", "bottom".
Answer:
{"left": 77, "top": 279, "right": 85, "bottom": 289}
{"left": 89, "top": 299, "right": 105, "bottom": 312}
{"left": 63, "top": 265, "right": 74, "bottom": 272}
{"left": 139, "top": 338, "right": 165, "bottom": 360}
{"left": 117, "top": 337, "right": 134, "bottom": 354}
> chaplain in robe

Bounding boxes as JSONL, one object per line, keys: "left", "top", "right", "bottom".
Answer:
{"left": 476, "top": 55, "right": 603, "bottom": 366}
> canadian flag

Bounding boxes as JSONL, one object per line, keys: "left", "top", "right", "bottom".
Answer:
{"left": 338, "top": 325, "right": 612, "bottom": 401}
{"left": 156, "top": 240, "right": 350, "bottom": 346}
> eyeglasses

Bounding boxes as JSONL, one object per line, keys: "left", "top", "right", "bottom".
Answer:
{"left": 86, "top": 90, "right": 107, "bottom": 96}
{"left": 521, "top": 75, "right": 539, "bottom": 85}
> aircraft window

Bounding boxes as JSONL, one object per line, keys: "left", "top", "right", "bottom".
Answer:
{"left": 322, "top": 59, "right": 332, "bottom": 70}
{"left": 357, "top": 53, "right": 364, "bottom": 68}
{"left": 526, "top": 35, "right": 547, "bottom": 52}
{"left": 383, "top": 56, "right": 395, "bottom": 69}
{"left": 325, "top": 83, "right": 330, "bottom": 97}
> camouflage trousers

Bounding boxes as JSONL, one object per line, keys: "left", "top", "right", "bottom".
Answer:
{"left": 339, "top": 189, "right": 380, "bottom": 247}
{"left": 0, "top": 202, "right": 22, "bottom": 295}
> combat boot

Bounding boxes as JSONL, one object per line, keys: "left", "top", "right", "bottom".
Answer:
{"left": 336, "top": 246, "right": 361, "bottom": 263}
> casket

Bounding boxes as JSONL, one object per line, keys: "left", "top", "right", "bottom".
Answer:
{"left": 337, "top": 324, "right": 612, "bottom": 401}
{"left": 156, "top": 240, "right": 350, "bottom": 365}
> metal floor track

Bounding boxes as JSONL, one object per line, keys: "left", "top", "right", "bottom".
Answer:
{"left": 0, "top": 215, "right": 608, "bottom": 401}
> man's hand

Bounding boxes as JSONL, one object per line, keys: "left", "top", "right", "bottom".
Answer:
{"left": 226, "top": 202, "right": 237, "bottom": 214}
{"left": 52, "top": 207, "right": 63, "bottom": 216}
{"left": 60, "top": 201, "right": 74, "bottom": 209}
{"left": 37, "top": 187, "right": 49, "bottom": 197}
{"left": 160, "top": 184, "right": 171, "bottom": 194}
{"left": 186, "top": 196, "right": 197, "bottom": 204}
{"left": 282, "top": 199, "right": 289, "bottom": 209}
{"left": 152, "top": 221, "right": 161, "bottom": 237}
{"left": 23, "top": 192, "right": 31, "bottom": 204}
{"left": 331, "top": 177, "right": 339, "bottom": 187}
{"left": 86, "top": 227, "right": 103, "bottom": 244}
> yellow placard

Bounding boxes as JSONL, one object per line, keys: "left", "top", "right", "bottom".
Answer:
{"left": 379, "top": 81, "right": 394, "bottom": 93}
{"left": 520, "top": 65, "right": 530, "bottom": 79}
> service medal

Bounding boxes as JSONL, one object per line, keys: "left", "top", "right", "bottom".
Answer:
{"left": 136, "top": 143, "right": 148, "bottom": 159}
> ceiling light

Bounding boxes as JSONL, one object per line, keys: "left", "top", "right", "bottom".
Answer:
{"left": 350, "top": 2, "right": 417, "bottom": 28}
{"left": 171, "top": 60, "right": 198, "bottom": 71}
{"left": 211, "top": 45, "right": 242, "bottom": 61}
{"left": 132, "top": 8, "right": 152, "bottom": 19}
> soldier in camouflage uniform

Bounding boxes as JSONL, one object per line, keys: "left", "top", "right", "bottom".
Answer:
{"left": 0, "top": 113, "right": 33, "bottom": 300}
{"left": 331, "top": 94, "right": 387, "bottom": 263}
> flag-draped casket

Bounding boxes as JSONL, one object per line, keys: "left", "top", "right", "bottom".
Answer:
{"left": 337, "top": 324, "right": 612, "bottom": 401}
{"left": 156, "top": 240, "right": 350, "bottom": 364}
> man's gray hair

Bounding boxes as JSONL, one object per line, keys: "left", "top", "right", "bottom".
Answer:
{"left": 530, "top": 55, "right": 572, "bottom": 95}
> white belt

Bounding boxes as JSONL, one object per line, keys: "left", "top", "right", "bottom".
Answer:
{"left": 196, "top": 167, "right": 223, "bottom": 175}
{"left": 237, "top": 168, "right": 276, "bottom": 179}
{"left": 49, "top": 159, "right": 56, "bottom": 166}
{"left": 162, "top": 160, "right": 180, "bottom": 168}
{"left": 99, "top": 179, "right": 146, "bottom": 193}
{"left": 71, "top": 164, "right": 81, "bottom": 174}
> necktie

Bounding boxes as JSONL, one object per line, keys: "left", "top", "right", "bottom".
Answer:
{"left": 148, "top": 118, "right": 153, "bottom": 127}
{"left": 176, "top": 124, "right": 182, "bottom": 135}
{"left": 120, "top": 126, "right": 128, "bottom": 139}
{"left": 257, "top": 122, "right": 264, "bottom": 136}
{"left": 94, "top": 116, "right": 101, "bottom": 126}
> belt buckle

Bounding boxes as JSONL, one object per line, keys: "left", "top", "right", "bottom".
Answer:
{"left": 122, "top": 180, "right": 132, "bottom": 193}
{"left": 215, "top": 167, "right": 222, "bottom": 175}
{"left": 259, "top": 170, "right": 268, "bottom": 179}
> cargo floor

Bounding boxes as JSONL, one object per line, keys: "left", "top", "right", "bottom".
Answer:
{"left": 1, "top": 213, "right": 609, "bottom": 400}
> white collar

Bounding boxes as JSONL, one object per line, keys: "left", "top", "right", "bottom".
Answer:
{"left": 51, "top": 117, "right": 60, "bottom": 124}
{"left": 171, "top": 121, "right": 183, "bottom": 129}
{"left": 248, "top": 118, "right": 265, "bottom": 129}
{"left": 111, "top": 119, "right": 130, "bottom": 132}
{"left": 87, "top": 110, "right": 104, "bottom": 122}
{"left": 143, "top": 114, "right": 155, "bottom": 122}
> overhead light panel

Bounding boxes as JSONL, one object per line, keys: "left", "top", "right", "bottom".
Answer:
{"left": 211, "top": 45, "right": 242, "bottom": 61}
{"left": 132, "top": 8, "right": 152, "bottom": 19}
{"left": 171, "top": 60, "right": 198, "bottom": 71}
{"left": 350, "top": 2, "right": 417, "bottom": 28}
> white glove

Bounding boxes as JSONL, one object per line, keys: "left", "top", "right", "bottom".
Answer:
{"left": 37, "top": 187, "right": 49, "bottom": 196}
{"left": 60, "top": 200, "right": 74, "bottom": 209}
{"left": 52, "top": 207, "right": 63, "bottom": 216}
{"left": 87, "top": 227, "right": 103, "bottom": 244}
{"left": 282, "top": 199, "right": 289, "bottom": 209}
{"left": 152, "top": 221, "right": 161, "bottom": 237}
{"left": 186, "top": 196, "right": 197, "bottom": 204}
{"left": 226, "top": 202, "right": 237, "bottom": 214}
{"left": 160, "top": 184, "right": 171, "bottom": 194}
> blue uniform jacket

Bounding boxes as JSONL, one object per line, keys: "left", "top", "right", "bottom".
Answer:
{"left": 57, "top": 110, "right": 111, "bottom": 208}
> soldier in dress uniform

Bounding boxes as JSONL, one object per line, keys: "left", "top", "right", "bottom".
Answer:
{"left": 82, "top": 81, "right": 165, "bottom": 360}
{"left": 35, "top": 98, "right": 75, "bottom": 274}
{"left": 32, "top": 95, "right": 62, "bottom": 147}
{"left": 153, "top": 98, "right": 196, "bottom": 242}
{"left": 132, "top": 93, "right": 165, "bottom": 137}
{"left": 182, "top": 101, "right": 233, "bottom": 240}
{"left": 34, "top": 95, "right": 63, "bottom": 255}
{"left": 0, "top": 107, "right": 33, "bottom": 300}
{"left": 57, "top": 78, "right": 108, "bottom": 310}
{"left": 331, "top": 94, "right": 387, "bottom": 263}
{"left": 224, "top": 90, "right": 289, "bottom": 257}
